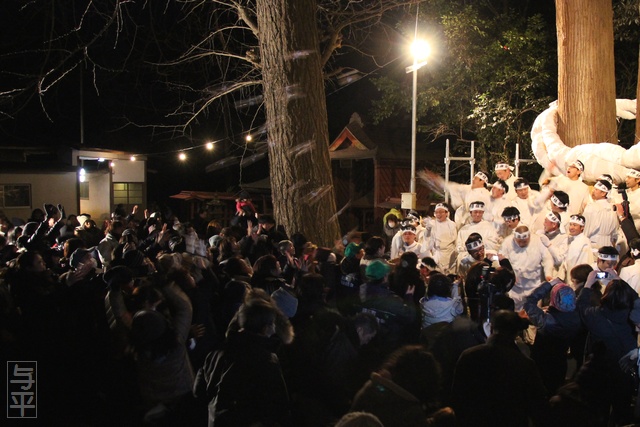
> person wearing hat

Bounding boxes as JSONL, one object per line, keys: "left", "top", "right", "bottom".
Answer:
{"left": 422, "top": 203, "right": 458, "bottom": 275}
{"left": 551, "top": 159, "right": 590, "bottom": 216}
{"left": 523, "top": 277, "right": 580, "bottom": 394}
{"left": 511, "top": 178, "right": 542, "bottom": 227}
{"left": 498, "top": 225, "right": 553, "bottom": 311}
{"left": 336, "top": 242, "right": 364, "bottom": 315}
{"left": 456, "top": 201, "right": 499, "bottom": 262}
{"left": 536, "top": 211, "right": 569, "bottom": 279}
{"left": 494, "top": 162, "right": 518, "bottom": 201}
{"left": 619, "top": 238, "right": 640, "bottom": 293}
{"left": 451, "top": 310, "right": 550, "bottom": 427}
{"left": 359, "top": 259, "right": 417, "bottom": 352}
{"left": 582, "top": 179, "right": 620, "bottom": 250}
{"left": 562, "top": 214, "right": 595, "bottom": 281}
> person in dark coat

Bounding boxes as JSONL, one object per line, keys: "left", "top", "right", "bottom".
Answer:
{"left": 359, "top": 260, "right": 416, "bottom": 355}
{"left": 194, "top": 299, "right": 291, "bottom": 427}
{"left": 451, "top": 310, "right": 550, "bottom": 427}
{"left": 576, "top": 269, "right": 638, "bottom": 425}
{"left": 350, "top": 344, "right": 454, "bottom": 427}
{"left": 523, "top": 279, "right": 581, "bottom": 394}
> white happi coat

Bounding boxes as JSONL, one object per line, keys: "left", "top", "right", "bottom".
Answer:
{"left": 620, "top": 259, "right": 640, "bottom": 294}
{"left": 499, "top": 234, "right": 553, "bottom": 310}
{"left": 423, "top": 217, "right": 458, "bottom": 275}
{"left": 582, "top": 198, "right": 619, "bottom": 250}
{"left": 563, "top": 233, "right": 595, "bottom": 281}
{"left": 553, "top": 175, "right": 590, "bottom": 216}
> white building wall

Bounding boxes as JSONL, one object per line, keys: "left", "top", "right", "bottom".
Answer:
{"left": 0, "top": 172, "right": 77, "bottom": 222}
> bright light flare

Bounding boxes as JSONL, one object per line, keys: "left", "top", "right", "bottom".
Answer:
{"left": 179, "top": 152, "right": 187, "bottom": 161}
{"left": 411, "top": 39, "right": 431, "bottom": 61}
{"left": 130, "top": 156, "right": 136, "bottom": 161}
{"left": 246, "top": 134, "right": 252, "bottom": 142}
{"left": 206, "top": 142, "right": 214, "bottom": 150}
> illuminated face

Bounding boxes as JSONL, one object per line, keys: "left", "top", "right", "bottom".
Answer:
{"left": 514, "top": 235, "right": 530, "bottom": 248}
{"left": 568, "top": 222, "right": 584, "bottom": 236}
{"left": 472, "top": 176, "right": 486, "bottom": 188}
{"left": 491, "top": 186, "right": 505, "bottom": 199}
{"left": 434, "top": 208, "right": 448, "bottom": 222}
{"left": 402, "top": 231, "right": 416, "bottom": 245}
{"left": 504, "top": 217, "right": 520, "bottom": 230}
{"left": 495, "top": 169, "right": 510, "bottom": 180}
{"left": 626, "top": 176, "right": 640, "bottom": 190}
{"left": 543, "top": 218, "right": 559, "bottom": 233}
{"left": 516, "top": 187, "right": 529, "bottom": 199}
{"left": 592, "top": 189, "right": 607, "bottom": 201}
{"left": 567, "top": 166, "right": 581, "bottom": 180}
{"left": 470, "top": 209, "right": 484, "bottom": 223}
{"left": 597, "top": 258, "right": 617, "bottom": 271}
{"left": 470, "top": 246, "right": 485, "bottom": 261}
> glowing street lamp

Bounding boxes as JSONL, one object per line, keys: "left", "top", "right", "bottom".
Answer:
{"left": 402, "top": 39, "right": 430, "bottom": 210}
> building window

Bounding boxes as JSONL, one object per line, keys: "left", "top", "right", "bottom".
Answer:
{"left": 113, "top": 182, "right": 143, "bottom": 205}
{"left": 79, "top": 182, "right": 90, "bottom": 200}
{"left": 0, "top": 184, "right": 31, "bottom": 208}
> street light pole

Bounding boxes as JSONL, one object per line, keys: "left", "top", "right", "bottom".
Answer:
{"left": 402, "top": 40, "right": 429, "bottom": 210}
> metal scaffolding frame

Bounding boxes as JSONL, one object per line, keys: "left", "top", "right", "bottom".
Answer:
{"left": 444, "top": 139, "right": 475, "bottom": 204}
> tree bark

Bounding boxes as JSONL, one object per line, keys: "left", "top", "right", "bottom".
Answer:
{"left": 556, "top": 0, "right": 617, "bottom": 148}
{"left": 256, "top": 0, "right": 341, "bottom": 246}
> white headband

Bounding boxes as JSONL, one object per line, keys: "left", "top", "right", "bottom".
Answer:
{"left": 469, "top": 202, "right": 485, "bottom": 211}
{"left": 434, "top": 203, "right": 448, "bottom": 212}
{"left": 594, "top": 181, "right": 610, "bottom": 193}
{"left": 514, "top": 182, "right": 529, "bottom": 190}
{"left": 569, "top": 160, "right": 584, "bottom": 172}
{"left": 514, "top": 230, "right": 530, "bottom": 239}
{"left": 492, "top": 181, "right": 507, "bottom": 192}
{"left": 546, "top": 211, "right": 561, "bottom": 224}
{"left": 628, "top": 169, "right": 640, "bottom": 179}
{"left": 466, "top": 240, "right": 484, "bottom": 251}
{"left": 475, "top": 172, "right": 489, "bottom": 183}
{"left": 569, "top": 216, "right": 585, "bottom": 226}
{"left": 598, "top": 253, "right": 619, "bottom": 261}
{"left": 494, "top": 163, "right": 513, "bottom": 171}
{"left": 502, "top": 215, "right": 519, "bottom": 222}
{"left": 550, "top": 195, "right": 569, "bottom": 208}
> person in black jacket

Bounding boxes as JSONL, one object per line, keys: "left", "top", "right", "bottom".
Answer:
{"left": 194, "top": 299, "right": 291, "bottom": 427}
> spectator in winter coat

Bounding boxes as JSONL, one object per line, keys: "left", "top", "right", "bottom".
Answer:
{"left": 420, "top": 273, "right": 463, "bottom": 328}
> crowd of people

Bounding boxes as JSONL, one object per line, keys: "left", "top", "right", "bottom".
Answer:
{"left": 1, "top": 161, "right": 640, "bottom": 426}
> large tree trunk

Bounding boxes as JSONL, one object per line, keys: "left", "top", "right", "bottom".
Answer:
{"left": 556, "top": 0, "right": 617, "bottom": 148}
{"left": 256, "top": 0, "right": 341, "bottom": 246}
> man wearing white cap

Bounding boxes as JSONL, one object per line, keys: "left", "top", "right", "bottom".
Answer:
{"left": 562, "top": 214, "right": 595, "bottom": 281}
{"left": 614, "top": 169, "right": 640, "bottom": 232}
{"left": 422, "top": 203, "right": 458, "bottom": 275}
{"left": 456, "top": 201, "right": 499, "bottom": 267}
{"left": 583, "top": 179, "right": 620, "bottom": 250}
{"left": 536, "top": 211, "right": 569, "bottom": 279}
{"left": 552, "top": 159, "right": 590, "bottom": 216}
{"left": 494, "top": 162, "right": 517, "bottom": 201}
{"left": 499, "top": 225, "right": 553, "bottom": 310}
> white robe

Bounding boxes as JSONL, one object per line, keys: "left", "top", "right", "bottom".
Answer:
{"left": 582, "top": 198, "right": 619, "bottom": 250}
{"left": 446, "top": 182, "right": 491, "bottom": 228}
{"left": 563, "top": 233, "right": 595, "bottom": 281}
{"left": 499, "top": 234, "right": 553, "bottom": 310}
{"left": 423, "top": 217, "right": 458, "bottom": 275}
{"left": 620, "top": 259, "right": 640, "bottom": 294}
{"left": 552, "top": 175, "right": 590, "bottom": 216}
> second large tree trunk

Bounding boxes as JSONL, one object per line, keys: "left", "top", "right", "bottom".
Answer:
{"left": 556, "top": 0, "right": 617, "bottom": 148}
{"left": 256, "top": 0, "right": 341, "bottom": 246}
